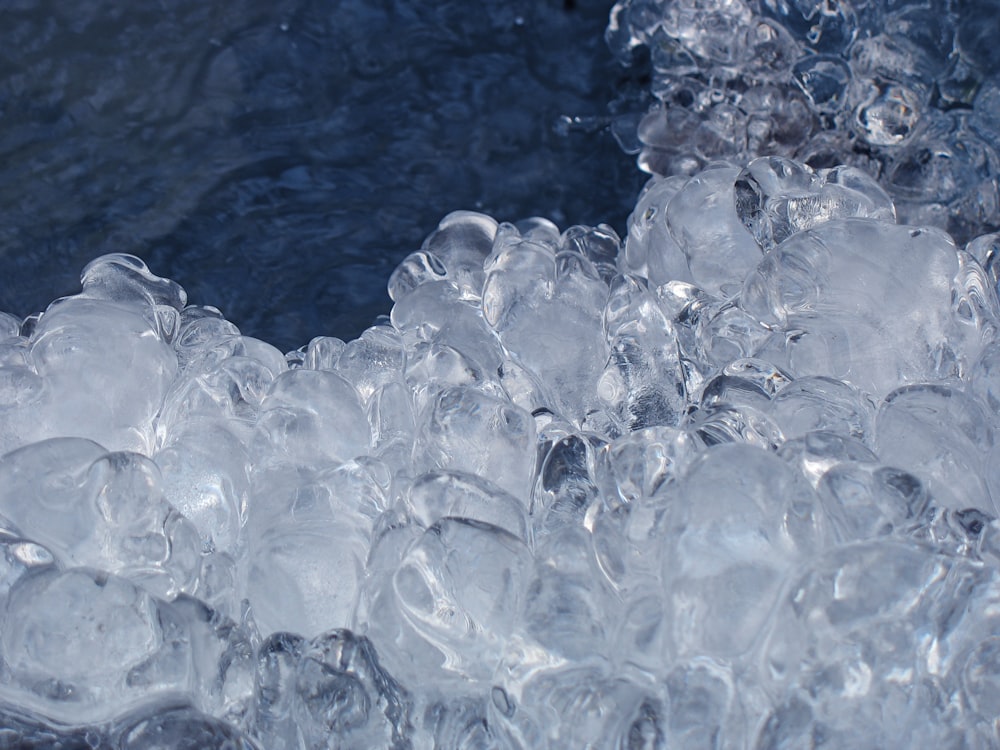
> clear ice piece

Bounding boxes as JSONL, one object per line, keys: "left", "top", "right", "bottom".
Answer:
{"left": 118, "top": 705, "right": 259, "bottom": 750}
{"left": 404, "top": 470, "right": 529, "bottom": 542}
{"left": 623, "top": 175, "right": 692, "bottom": 287}
{"left": 660, "top": 443, "right": 828, "bottom": 658}
{"left": 0, "top": 438, "right": 200, "bottom": 598}
{"left": 80, "top": 254, "right": 187, "bottom": 313}
{"left": 391, "top": 279, "right": 503, "bottom": 377}
{"left": 741, "top": 219, "right": 982, "bottom": 398}
{"left": 154, "top": 420, "right": 251, "bottom": 554}
{"left": 599, "top": 274, "right": 686, "bottom": 431}
{"left": 253, "top": 369, "right": 371, "bottom": 469}
{"left": 875, "top": 384, "right": 996, "bottom": 514}
{"left": 765, "top": 375, "right": 875, "bottom": 443}
{"left": 388, "top": 251, "right": 449, "bottom": 303}
{"left": 289, "top": 630, "right": 411, "bottom": 750}
{"left": 243, "top": 466, "right": 377, "bottom": 637}
{"left": 666, "top": 165, "right": 763, "bottom": 297}
{"left": 595, "top": 425, "right": 695, "bottom": 509}
{"left": 414, "top": 384, "right": 536, "bottom": 502}
{"left": 792, "top": 54, "right": 852, "bottom": 113}
{"left": 387, "top": 518, "right": 532, "bottom": 683}
{"left": 29, "top": 296, "right": 178, "bottom": 454}
{"left": 419, "top": 211, "right": 498, "bottom": 299}
{"left": 817, "top": 462, "right": 929, "bottom": 541}
{"left": 532, "top": 432, "right": 608, "bottom": 536}
{"left": 522, "top": 528, "right": 617, "bottom": 661}
{"left": 335, "top": 324, "right": 405, "bottom": 403}
{"left": 760, "top": 539, "right": 983, "bottom": 747}
{"left": 0, "top": 568, "right": 185, "bottom": 724}
{"left": 482, "top": 228, "right": 609, "bottom": 422}
{"left": 491, "top": 665, "right": 667, "bottom": 750}
{"left": 734, "top": 156, "right": 894, "bottom": 251}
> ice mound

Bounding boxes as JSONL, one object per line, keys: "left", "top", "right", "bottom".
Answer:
{"left": 3, "top": 157, "right": 1000, "bottom": 746}
{"left": 606, "top": 0, "right": 1000, "bottom": 242}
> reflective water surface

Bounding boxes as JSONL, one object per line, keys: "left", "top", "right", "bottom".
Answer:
{"left": 0, "top": 0, "right": 642, "bottom": 351}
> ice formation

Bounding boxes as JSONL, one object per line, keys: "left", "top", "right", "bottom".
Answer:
{"left": 2, "top": 152, "right": 1000, "bottom": 747}
{"left": 606, "top": 0, "right": 1000, "bottom": 242}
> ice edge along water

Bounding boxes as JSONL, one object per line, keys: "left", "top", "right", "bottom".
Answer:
{"left": 2, "top": 153, "right": 1000, "bottom": 748}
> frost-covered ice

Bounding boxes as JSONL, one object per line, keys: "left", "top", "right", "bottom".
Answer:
{"left": 3, "top": 153, "right": 1000, "bottom": 747}
{"left": 607, "top": 0, "right": 1000, "bottom": 242}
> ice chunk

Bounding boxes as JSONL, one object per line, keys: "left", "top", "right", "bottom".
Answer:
{"left": 623, "top": 175, "right": 692, "bottom": 287}
{"left": 158, "top": 352, "right": 280, "bottom": 438}
{"left": 734, "top": 156, "right": 894, "bottom": 251}
{"left": 403, "top": 340, "right": 502, "bottom": 411}
{"left": 118, "top": 706, "right": 261, "bottom": 750}
{"left": 417, "top": 211, "right": 498, "bottom": 299}
{"left": 595, "top": 425, "right": 695, "bottom": 511}
{"left": 759, "top": 540, "right": 986, "bottom": 747}
{"left": 154, "top": 420, "right": 251, "bottom": 554}
{"left": 792, "top": 54, "right": 852, "bottom": 114}
{"left": 599, "top": 274, "right": 686, "bottom": 431}
{"left": 422, "top": 695, "right": 503, "bottom": 749}
{"left": 741, "top": 219, "right": 989, "bottom": 397}
{"left": 765, "top": 375, "right": 876, "bottom": 443}
{"left": 656, "top": 284, "right": 772, "bottom": 391}
{"left": 403, "top": 470, "right": 529, "bottom": 542}
{"left": 482, "top": 224, "right": 609, "bottom": 422}
{"left": 660, "top": 443, "right": 829, "bottom": 658}
{"left": 532, "top": 432, "right": 606, "bottom": 536}
{"left": 369, "top": 518, "right": 532, "bottom": 686}
{"left": 875, "top": 384, "right": 996, "bottom": 514}
{"left": 521, "top": 528, "right": 617, "bottom": 661}
{"left": 491, "top": 665, "right": 667, "bottom": 750}
{"left": 0, "top": 568, "right": 181, "bottom": 724}
{"left": 776, "top": 429, "right": 878, "bottom": 487}
{"left": 0, "top": 438, "right": 200, "bottom": 598}
{"left": 27, "top": 296, "right": 178, "bottom": 454}
{"left": 250, "top": 629, "right": 410, "bottom": 750}
{"left": 253, "top": 369, "right": 370, "bottom": 469}
{"left": 665, "top": 165, "right": 762, "bottom": 297}
{"left": 817, "top": 461, "right": 929, "bottom": 542}
{"left": 414, "top": 384, "right": 536, "bottom": 501}
{"left": 242, "top": 464, "right": 381, "bottom": 637}
{"left": 388, "top": 250, "right": 449, "bottom": 303}
{"left": 699, "top": 357, "right": 792, "bottom": 410}
{"left": 391, "top": 279, "right": 504, "bottom": 379}
{"left": 334, "top": 324, "right": 405, "bottom": 403}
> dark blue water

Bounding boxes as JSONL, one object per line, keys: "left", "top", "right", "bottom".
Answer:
{"left": 0, "top": 0, "right": 645, "bottom": 352}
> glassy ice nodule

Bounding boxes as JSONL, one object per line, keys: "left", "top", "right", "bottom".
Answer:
{"left": 608, "top": 0, "right": 1000, "bottom": 243}
{"left": 4, "top": 154, "right": 1000, "bottom": 746}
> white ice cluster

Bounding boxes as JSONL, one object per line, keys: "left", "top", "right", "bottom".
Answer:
{"left": 607, "top": 0, "right": 1000, "bottom": 242}
{"left": 3, "top": 155, "right": 1000, "bottom": 747}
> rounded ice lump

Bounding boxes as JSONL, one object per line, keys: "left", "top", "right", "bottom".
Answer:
{"left": 3, "top": 156, "right": 1000, "bottom": 746}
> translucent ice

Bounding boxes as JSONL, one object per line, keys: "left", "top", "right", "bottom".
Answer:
{"left": 741, "top": 219, "right": 992, "bottom": 397}
{"left": 0, "top": 438, "right": 201, "bottom": 599}
{"left": 608, "top": 0, "right": 1000, "bottom": 241}
{"left": 4, "top": 154, "right": 1000, "bottom": 746}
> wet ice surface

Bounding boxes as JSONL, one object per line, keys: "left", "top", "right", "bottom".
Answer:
{"left": 4, "top": 156, "right": 1000, "bottom": 747}
{"left": 607, "top": 0, "right": 1000, "bottom": 242}
{"left": 7, "top": 0, "right": 1000, "bottom": 746}
{"left": 0, "top": 0, "right": 643, "bottom": 352}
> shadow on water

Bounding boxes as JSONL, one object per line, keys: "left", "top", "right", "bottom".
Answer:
{"left": 0, "top": 0, "right": 645, "bottom": 351}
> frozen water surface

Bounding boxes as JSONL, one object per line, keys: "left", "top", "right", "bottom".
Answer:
{"left": 3, "top": 155, "right": 1000, "bottom": 746}
{"left": 4, "top": 0, "right": 1000, "bottom": 748}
